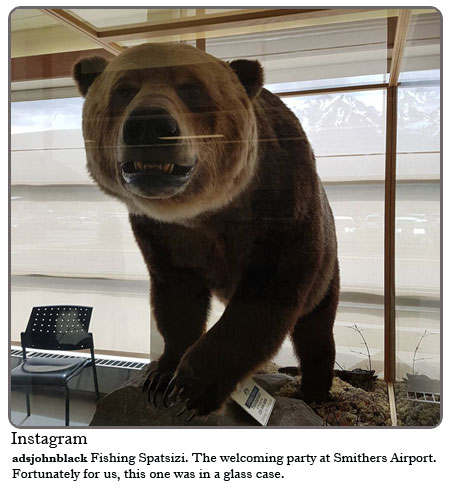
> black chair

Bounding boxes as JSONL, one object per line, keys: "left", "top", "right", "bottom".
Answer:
{"left": 11, "top": 305, "right": 100, "bottom": 426}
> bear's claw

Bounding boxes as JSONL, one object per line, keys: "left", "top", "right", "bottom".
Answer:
{"left": 160, "top": 364, "right": 224, "bottom": 416}
{"left": 162, "top": 377, "right": 181, "bottom": 408}
{"left": 163, "top": 380, "right": 185, "bottom": 409}
{"left": 186, "top": 411, "right": 197, "bottom": 422}
{"left": 175, "top": 405, "right": 197, "bottom": 422}
{"left": 142, "top": 369, "right": 158, "bottom": 393}
{"left": 175, "top": 405, "right": 188, "bottom": 417}
{"left": 162, "top": 372, "right": 200, "bottom": 415}
{"left": 142, "top": 369, "right": 174, "bottom": 407}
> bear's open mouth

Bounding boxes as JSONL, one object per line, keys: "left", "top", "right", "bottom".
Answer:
{"left": 122, "top": 161, "right": 194, "bottom": 179}
{"left": 120, "top": 160, "right": 196, "bottom": 197}
{"left": 121, "top": 161, "right": 194, "bottom": 179}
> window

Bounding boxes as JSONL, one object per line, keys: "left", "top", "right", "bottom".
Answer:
{"left": 283, "top": 91, "right": 386, "bottom": 372}
{"left": 10, "top": 9, "right": 441, "bottom": 388}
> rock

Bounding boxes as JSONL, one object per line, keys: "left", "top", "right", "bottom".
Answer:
{"left": 89, "top": 363, "right": 323, "bottom": 427}
{"left": 267, "top": 397, "right": 324, "bottom": 426}
{"left": 253, "top": 373, "right": 294, "bottom": 395}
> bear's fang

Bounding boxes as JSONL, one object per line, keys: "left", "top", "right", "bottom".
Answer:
{"left": 133, "top": 162, "right": 175, "bottom": 174}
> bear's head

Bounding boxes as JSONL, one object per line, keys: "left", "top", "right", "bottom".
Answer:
{"left": 73, "top": 43, "right": 264, "bottom": 222}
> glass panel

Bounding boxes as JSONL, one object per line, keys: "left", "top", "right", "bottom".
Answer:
{"left": 68, "top": 8, "right": 198, "bottom": 30}
{"left": 10, "top": 97, "right": 148, "bottom": 355}
{"left": 117, "top": 8, "right": 393, "bottom": 80}
{"left": 394, "top": 85, "right": 440, "bottom": 425}
{"left": 398, "top": 11, "right": 441, "bottom": 84}
{"left": 11, "top": 276, "right": 150, "bottom": 357}
{"left": 10, "top": 8, "right": 99, "bottom": 57}
{"left": 11, "top": 97, "right": 83, "bottom": 135}
{"left": 10, "top": 8, "right": 59, "bottom": 31}
{"left": 394, "top": 10, "right": 441, "bottom": 426}
{"left": 285, "top": 91, "right": 386, "bottom": 160}
{"left": 11, "top": 98, "right": 88, "bottom": 185}
{"left": 266, "top": 75, "right": 387, "bottom": 94}
{"left": 278, "top": 91, "right": 386, "bottom": 374}
{"left": 204, "top": 9, "right": 245, "bottom": 15}
{"left": 205, "top": 14, "right": 391, "bottom": 91}
{"left": 11, "top": 186, "right": 146, "bottom": 280}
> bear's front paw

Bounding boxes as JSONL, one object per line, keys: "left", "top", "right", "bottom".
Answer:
{"left": 163, "top": 353, "right": 235, "bottom": 420}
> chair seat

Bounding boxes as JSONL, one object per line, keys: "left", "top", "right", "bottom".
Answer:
{"left": 11, "top": 357, "right": 89, "bottom": 387}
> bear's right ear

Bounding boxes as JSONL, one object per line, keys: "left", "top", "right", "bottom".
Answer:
{"left": 73, "top": 56, "right": 108, "bottom": 97}
{"left": 229, "top": 59, "right": 264, "bottom": 100}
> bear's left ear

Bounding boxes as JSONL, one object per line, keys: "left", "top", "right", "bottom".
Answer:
{"left": 229, "top": 59, "right": 264, "bottom": 100}
{"left": 73, "top": 56, "right": 109, "bottom": 97}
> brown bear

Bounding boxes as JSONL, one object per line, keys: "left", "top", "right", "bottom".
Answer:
{"left": 73, "top": 42, "right": 339, "bottom": 418}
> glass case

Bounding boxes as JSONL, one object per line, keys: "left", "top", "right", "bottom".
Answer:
{"left": 10, "top": 7, "right": 441, "bottom": 426}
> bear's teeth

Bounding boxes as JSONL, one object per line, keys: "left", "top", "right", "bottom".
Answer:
{"left": 163, "top": 163, "right": 174, "bottom": 174}
{"left": 132, "top": 162, "right": 175, "bottom": 174}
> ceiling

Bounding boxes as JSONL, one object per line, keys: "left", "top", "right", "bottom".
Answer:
{"left": 10, "top": 7, "right": 440, "bottom": 96}
{"left": 9, "top": 8, "right": 273, "bottom": 56}
{"left": 11, "top": 8, "right": 416, "bottom": 58}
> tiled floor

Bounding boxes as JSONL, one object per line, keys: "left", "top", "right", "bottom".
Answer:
{"left": 10, "top": 388, "right": 99, "bottom": 427}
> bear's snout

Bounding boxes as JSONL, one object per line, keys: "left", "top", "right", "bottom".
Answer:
{"left": 119, "top": 106, "right": 184, "bottom": 165}
{"left": 117, "top": 107, "right": 197, "bottom": 199}
{"left": 123, "top": 108, "right": 180, "bottom": 148}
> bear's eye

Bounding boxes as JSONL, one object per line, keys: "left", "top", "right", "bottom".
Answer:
{"left": 176, "top": 82, "right": 210, "bottom": 111}
{"left": 114, "top": 84, "right": 138, "bottom": 103}
{"left": 177, "top": 82, "right": 201, "bottom": 99}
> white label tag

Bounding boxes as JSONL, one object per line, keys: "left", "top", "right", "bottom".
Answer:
{"left": 231, "top": 377, "right": 275, "bottom": 426}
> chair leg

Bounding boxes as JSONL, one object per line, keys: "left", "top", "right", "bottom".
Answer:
{"left": 64, "top": 387, "right": 70, "bottom": 426}
{"left": 25, "top": 388, "right": 31, "bottom": 417}
{"left": 92, "top": 363, "right": 100, "bottom": 400}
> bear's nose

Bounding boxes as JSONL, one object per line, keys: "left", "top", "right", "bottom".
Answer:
{"left": 123, "top": 108, "right": 179, "bottom": 146}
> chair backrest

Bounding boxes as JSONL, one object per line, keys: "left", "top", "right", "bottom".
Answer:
{"left": 21, "top": 306, "right": 94, "bottom": 352}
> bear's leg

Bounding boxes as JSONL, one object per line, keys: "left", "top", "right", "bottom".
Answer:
{"left": 290, "top": 263, "right": 339, "bottom": 402}
{"left": 161, "top": 229, "right": 338, "bottom": 416}
{"left": 143, "top": 271, "right": 211, "bottom": 405}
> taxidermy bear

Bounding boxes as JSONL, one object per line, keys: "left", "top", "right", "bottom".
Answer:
{"left": 73, "top": 43, "right": 339, "bottom": 417}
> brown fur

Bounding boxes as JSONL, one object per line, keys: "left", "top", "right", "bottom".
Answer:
{"left": 74, "top": 43, "right": 339, "bottom": 416}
